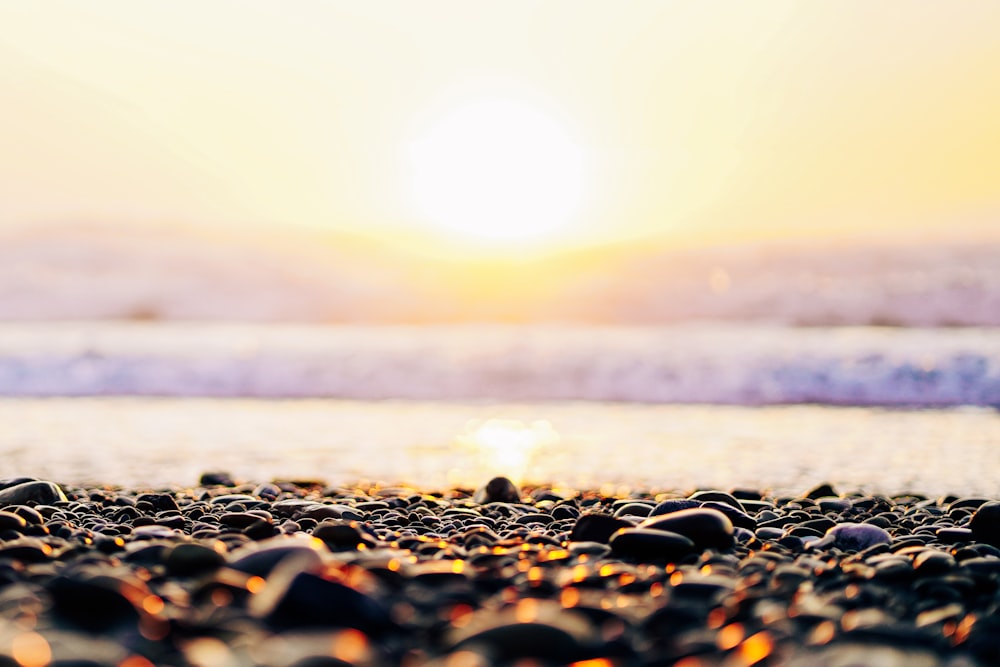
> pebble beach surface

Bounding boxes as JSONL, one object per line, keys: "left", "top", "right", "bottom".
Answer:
{"left": 1, "top": 475, "right": 999, "bottom": 666}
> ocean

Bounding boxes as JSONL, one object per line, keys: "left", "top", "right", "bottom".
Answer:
{"left": 1, "top": 321, "right": 998, "bottom": 495}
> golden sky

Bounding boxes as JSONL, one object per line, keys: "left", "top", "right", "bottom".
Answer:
{"left": 2, "top": 2, "right": 1000, "bottom": 253}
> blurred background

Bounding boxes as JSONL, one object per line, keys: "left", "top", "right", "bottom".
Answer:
{"left": 1, "top": 2, "right": 999, "bottom": 326}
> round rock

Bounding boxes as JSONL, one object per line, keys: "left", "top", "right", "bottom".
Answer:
{"left": 639, "top": 508, "right": 734, "bottom": 550}
{"left": 811, "top": 522, "right": 892, "bottom": 552}
{"left": 609, "top": 527, "right": 696, "bottom": 561}
{"left": 969, "top": 501, "right": 1000, "bottom": 547}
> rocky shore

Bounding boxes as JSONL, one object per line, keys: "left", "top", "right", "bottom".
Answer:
{"left": 0, "top": 474, "right": 998, "bottom": 666}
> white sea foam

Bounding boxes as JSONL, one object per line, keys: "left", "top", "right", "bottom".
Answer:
{"left": 0, "top": 323, "right": 998, "bottom": 406}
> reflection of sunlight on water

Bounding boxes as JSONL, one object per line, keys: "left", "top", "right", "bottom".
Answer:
{"left": 453, "top": 419, "right": 560, "bottom": 485}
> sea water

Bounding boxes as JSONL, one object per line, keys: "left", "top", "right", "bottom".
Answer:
{"left": 0, "top": 322, "right": 998, "bottom": 495}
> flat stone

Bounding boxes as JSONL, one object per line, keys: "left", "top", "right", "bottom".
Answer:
{"left": 648, "top": 498, "right": 702, "bottom": 517}
{"left": 639, "top": 508, "right": 734, "bottom": 550}
{"left": 688, "top": 490, "right": 743, "bottom": 511}
{"left": 0, "top": 480, "right": 67, "bottom": 506}
{"left": 249, "top": 557, "right": 392, "bottom": 635}
{"left": 811, "top": 523, "right": 892, "bottom": 552}
{"left": 569, "top": 513, "right": 634, "bottom": 544}
{"left": 969, "top": 501, "right": 1000, "bottom": 547}
{"left": 609, "top": 527, "right": 695, "bottom": 561}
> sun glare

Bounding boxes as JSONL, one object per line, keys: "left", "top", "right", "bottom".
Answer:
{"left": 455, "top": 418, "right": 560, "bottom": 484}
{"left": 408, "top": 99, "right": 588, "bottom": 245}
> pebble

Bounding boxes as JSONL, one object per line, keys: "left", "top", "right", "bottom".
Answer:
{"left": 473, "top": 476, "right": 521, "bottom": 504}
{"left": 969, "top": 501, "right": 1000, "bottom": 547}
{"left": 639, "top": 507, "right": 734, "bottom": 550}
{"left": 0, "top": 479, "right": 67, "bottom": 505}
{"left": 811, "top": 522, "right": 893, "bottom": 551}
{"left": 0, "top": 474, "right": 997, "bottom": 665}
{"left": 608, "top": 527, "right": 696, "bottom": 560}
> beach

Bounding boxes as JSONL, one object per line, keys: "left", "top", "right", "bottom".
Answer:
{"left": 1, "top": 473, "right": 999, "bottom": 666}
{"left": 0, "top": 323, "right": 998, "bottom": 665}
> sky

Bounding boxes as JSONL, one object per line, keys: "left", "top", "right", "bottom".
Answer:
{"left": 2, "top": 1, "right": 1000, "bottom": 256}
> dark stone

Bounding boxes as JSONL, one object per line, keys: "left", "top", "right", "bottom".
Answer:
{"left": 969, "top": 501, "right": 1000, "bottom": 547}
{"left": 649, "top": 498, "right": 702, "bottom": 517}
{"left": 228, "top": 538, "right": 325, "bottom": 577}
{"left": 0, "top": 511, "right": 27, "bottom": 532}
{"left": 755, "top": 526, "right": 785, "bottom": 541}
{"left": 164, "top": 542, "right": 226, "bottom": 576}
{"left": 48, "top": 574, "right": 142, "bottom": 632}
{"left": 738, "top": 500, "right": 776, "bottom": 514}
{"left": 135, "top": 493, "right": 180, "bottom": 513}
{"left": 948, "top": 497, "right": 991, "bottom": 511}
{"left": 0, "top": 539, "right": 53, "bottom": 563}
{"left": 613, "top": 503, "right": 653, "bottom": 518}
{"left": 936, "top": 527, "right": 973, "bottom": 544}
{"left": 699, "top": 501, "right": 756, "bottom": 530}
{"left": 219, "top": 512, "right": 272, "bottom": 529}
{"left": 445, "top": 601, "right": 593, "bottom": 662}
{"left": 0, "top": 481, "right": 67, "bottom": 506}
{"left": 474, "top": 477, "right": 521, "bottom": 504}
{"left": 913, "top": 550, "right": 955, "bottom": 576}
{"left": 249, "top": 556, "right": 392, "bottom": 635}
{"left": 299, "top": 504, "right": 363, "bottom": 522}
{"left": 569, "top": 513, "right": 634, "bottom": 544}
{"left": 312, "top": 521, "right": 378, "bottom": 550}
{"left": 803, "top": 482, "right": 839, "bottom": 500}
{"left": 199, "top": 471, "right": 236, "bottom": 486}
{"left": 10, "top": 505, "right": 43, "bottom": 525}
{"left": 688, "top": 490, "right": 743, "bottom": 511}
{"left": 609, "top": 527, "right": 695, "bottom": 561}
{"left": 818, "top": 497, "right": 852, "bottom": 513}
{"left": 513, "top": 512, "right": 554, "bottom": 525}
{"left": 639, "top": 508, "right": 734, "bottom": 550}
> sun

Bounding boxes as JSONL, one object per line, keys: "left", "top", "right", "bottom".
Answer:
{"left": 407, "top": 98, "right": 588, "bottom": 245}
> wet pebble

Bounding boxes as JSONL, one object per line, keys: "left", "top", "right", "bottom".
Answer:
{"left": 0, "top": 474, "right": 994, "bottom": 666}
{"left": 639, "top": 507, "right": 734, "bottom": 550}
{"left": 811, "top": 522, "right": 892, "bottom": 552}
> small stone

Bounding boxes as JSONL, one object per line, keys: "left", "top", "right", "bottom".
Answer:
{"left": 249, "top": 558, "right": 392, "bottom": 635}
{"left": 135, "top": 493, "right": 180, "bottom": 513}
{"left": 199, "top": 471, "right": 237, "bottom": 486}
{"left": 817, "top": 497, "right": 852, "bottom": 513}
{"left": 639, "top": 508, "right": 734, "bottom": 550}
{"left": 688, "top": 490, "right": 743, "bottom": 511}
{"left": 936, "top": 527, "right": 973, "bottom": 544}
{"left": 948, "top": 497, "right": 991, "bottom": 511}
{"left": 228, "top": 537, "right": 326, "bottom": 577}
{"left": 568, "top": 513, "right": 634, "bottom": 544}
{"left": 0, "top": 511, "right": 28, "bottom": 532}
{"left": 445, "top": 600, "right": 594, "bottom": 662}
{"left": 803, "top": 482, "right": 839, "bottom": 500}
{"left": 648, "top": 498, "right": 701, "bottom": 517}
{"left": 613, "top": 502, "right": 653, "bottom": 518}
{"left": 164, "top": 542, "right": 226, "bottom": 576}
{"left": 609, "top": 527, "right": 695, "bottom": 561}
{"left": 48, "top": 574, "right": 143, "bottom": 632}
{"left": 969, "top": 501, "right": 1000, "bottom": 547}
{"left": 912, "top": 550, "right": 955, "bottom": 576}
{"left": 473, "top": 477, "right": 520, "bottom": 504}
{"left": 811, "top": 522, "right": 892, "bottom": 552}
{"left": 0, "top": 480, "right": 67, "bottom": 506}
{"left": 699, "top": 501, "right": 756, "bottom": 530}
{"left": 299, "top": 504, "right": 363, "bottom": 522}
{"left": 312, "top": 521, "right": 378, "bottom": 551}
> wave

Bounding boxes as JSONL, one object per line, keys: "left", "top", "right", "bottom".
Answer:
{"left": 1, "top": 323, "right": 998, "bottom": 406}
